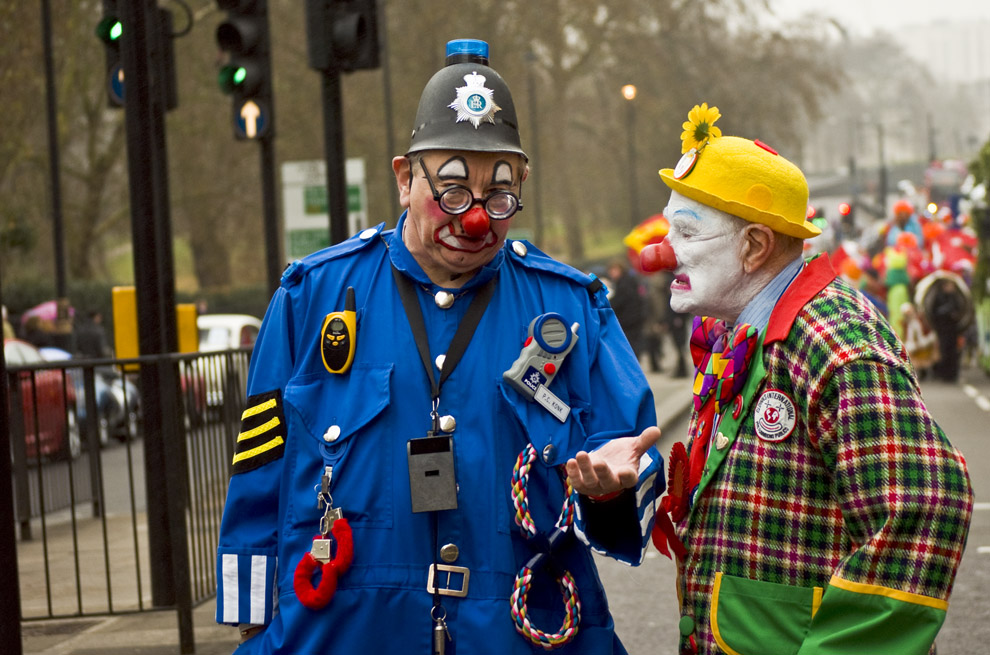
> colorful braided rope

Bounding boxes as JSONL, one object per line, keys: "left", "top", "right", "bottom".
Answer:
{"left": 510, "top": 566, "right": 581, "bottom": 649}
{"left": 509, "top": 443, "right": 581, "bottom": 649}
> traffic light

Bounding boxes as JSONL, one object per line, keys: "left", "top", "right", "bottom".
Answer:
{"left": 96, "top": 0, "right": 124, "bottom": 107}
{"left": 216, "top": 0, "right": 274, "bottom": 140}
{"left": 305, "top": 0, "right": 381, "bottom": 73}
{"left": 95, "top": 3, "right": 178, "bottom": 111}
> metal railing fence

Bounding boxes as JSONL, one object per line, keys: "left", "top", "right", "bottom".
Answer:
{"left": 7, "top": 349, "right": 249, "bottom": 630}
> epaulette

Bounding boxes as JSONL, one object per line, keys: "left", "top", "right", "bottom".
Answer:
{"left": 504, "top": 239, "right": 606, "bottom": 301}
{"left": 281, "top": 222, "right": 388, "bottom": 287}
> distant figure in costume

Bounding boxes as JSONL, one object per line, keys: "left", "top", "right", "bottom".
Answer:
{"left": 901, "top": 302, "right": 937, "bottom": 379}
{"left": 883, "top": 245, "right": 911, "bottom": 339}
{"left": 885, "top": 199, "right": 924, "bottom": 248}
{"left": 640, "top": 103, "right": 972, "bottom": 655}
{"left": 916, "top": 270, "right": 973, "bottom": 383}
{"left": 215, "top": 39, "right": 664, "bottom": 654}
{"left": 607, "top": 258, "right": 649, "bottom": 365}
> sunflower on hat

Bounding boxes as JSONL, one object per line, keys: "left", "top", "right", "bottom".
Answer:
{"left": 680, "top": 103, "right": 722, "bottom": 153}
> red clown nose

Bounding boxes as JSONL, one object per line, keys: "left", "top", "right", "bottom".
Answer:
{"left": 460, "top": 206, "right": 490, "bottom": 237}
{"left": 640, "top": 238, "right": 678, "bottom": 272}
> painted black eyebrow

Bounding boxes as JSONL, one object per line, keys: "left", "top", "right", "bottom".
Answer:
{"left": 490, "top": 160, "right": 514, "bottom": 185}
{"left": 436, "top": 155, "right": 468, "bottom": 181}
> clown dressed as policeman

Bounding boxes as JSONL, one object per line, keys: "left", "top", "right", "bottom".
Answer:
{"left": 640, "top": 104, "right": 973, "bottom": 655}
{"left": 215, "top": 39, "right": 664, "bottom": 654}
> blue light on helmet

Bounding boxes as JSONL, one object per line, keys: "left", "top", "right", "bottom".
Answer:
{"left": 445, "top": 39, "right": 489, "bottom": 66}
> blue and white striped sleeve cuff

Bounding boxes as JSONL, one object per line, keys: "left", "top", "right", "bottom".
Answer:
{"left": 216, "top": 550, "right": 277, "bottom": 626}
{"left": 574, "top": 450, "right": 664, "bottom": 565}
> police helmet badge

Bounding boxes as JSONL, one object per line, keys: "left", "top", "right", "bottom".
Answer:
{"left": 449, "top": 72, "right": 501, "bottom": 129}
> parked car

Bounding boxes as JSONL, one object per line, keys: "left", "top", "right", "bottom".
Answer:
{"left": 38, "top": 347, "right": 142, "bottom": 445}
{"left": 194, "top": 314, "right": 260, "bottom": 417}
{"left": 108, "top": 370, "right": 142, "bottom": 440}
{"left": 5, "top": 339, "right": 80, "bottom": 460}
{"left": 197, "top": 314, "right": 261, "bottom": 351}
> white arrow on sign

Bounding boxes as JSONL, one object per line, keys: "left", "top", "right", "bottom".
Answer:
{"left": 240, "top": 100, "right": 261, "bottom": 139}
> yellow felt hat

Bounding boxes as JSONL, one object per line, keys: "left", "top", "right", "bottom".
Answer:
{"left": 659, "top": 105, "right": 819, "bottom": 239}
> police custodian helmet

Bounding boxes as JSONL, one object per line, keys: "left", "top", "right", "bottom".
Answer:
{"left": 407, "top": 39, "right": 527, "bottom": 159}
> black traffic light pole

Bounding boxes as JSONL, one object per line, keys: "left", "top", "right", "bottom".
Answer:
{"left": 322, "top": 70, "right": 350, "bottom": 245}
{"left": 305, "top": 0, "right": 381, "bottom": 246}
{"left": 261, "top": 136, "right": 282, "bottom": 291}
{"left": 117, "top": 1, "right": 194, "bottom": 652}
{"left": 41, "top": 0, "right": 68, "bottom": 328}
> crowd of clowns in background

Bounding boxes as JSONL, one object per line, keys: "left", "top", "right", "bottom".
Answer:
{"left": 825, "top": 198, "right": 976, "bottom": 382}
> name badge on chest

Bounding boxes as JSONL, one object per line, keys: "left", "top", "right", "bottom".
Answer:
{"left": 407, "top": 433, "right": 458, "bottom": 513}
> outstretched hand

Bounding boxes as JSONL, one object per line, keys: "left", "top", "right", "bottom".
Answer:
{"left": 565, "top": 427, "right": 662, "bottom": 497}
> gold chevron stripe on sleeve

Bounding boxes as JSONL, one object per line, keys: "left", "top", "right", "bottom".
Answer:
{"left": 241, "top": 397, "right": 277, "bottom": 421}
{"left": 236, "top": 416, "right": 281, "bottom": 442}
{"left": 232, "top": 436, "right": 286, "bottom": 465}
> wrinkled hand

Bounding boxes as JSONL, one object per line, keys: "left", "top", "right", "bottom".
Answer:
{"left": 565, "top": 427, "right": 662, "bottom": 497}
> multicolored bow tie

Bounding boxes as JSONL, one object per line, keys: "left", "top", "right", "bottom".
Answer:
{"left": 690, "top": 316, "right": 759, "bottom": 413}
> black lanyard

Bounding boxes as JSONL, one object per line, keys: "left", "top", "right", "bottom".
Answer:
{"left": 391, "top": 264, "right": 497, "bottom": 426}
{"left": 392, "top": 265, "right": 497, "bottom": 652}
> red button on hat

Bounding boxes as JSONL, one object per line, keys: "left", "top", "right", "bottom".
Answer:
{"left": 543, "top": 362, "right": 556, "bottom": 375}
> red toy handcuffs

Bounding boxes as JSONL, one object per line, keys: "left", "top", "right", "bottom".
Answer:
{"left": 293, "top": 518, "right": 354, "bottom": 609}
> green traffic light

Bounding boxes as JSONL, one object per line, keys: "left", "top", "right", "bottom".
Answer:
{"left": 96, "top": 16, "right": 122, "bottom": 44}
{"left": 218, "top": 64, "right": 248, "bottom": 94}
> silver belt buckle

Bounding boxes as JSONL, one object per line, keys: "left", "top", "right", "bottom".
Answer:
{"left": 427, "top": 563, "right": 470, "bottom": 598}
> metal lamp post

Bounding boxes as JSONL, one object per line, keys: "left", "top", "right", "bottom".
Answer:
{"left": 622, "top": 84, "right": 639, "bottom": 227}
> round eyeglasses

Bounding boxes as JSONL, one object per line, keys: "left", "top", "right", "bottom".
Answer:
{"left": 418, "top": 159, "right": 523, "bottom": 220}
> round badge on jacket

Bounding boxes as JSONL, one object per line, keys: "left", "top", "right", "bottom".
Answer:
{"left": 753, "top": 389, "right": 797, "bottom": 442}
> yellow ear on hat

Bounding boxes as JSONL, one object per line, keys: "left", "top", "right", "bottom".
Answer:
{"left": 659, "top": 104, "right": 819, "bottom": 239}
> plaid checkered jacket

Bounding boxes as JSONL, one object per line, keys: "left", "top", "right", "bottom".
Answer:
{"left": 673, "top": 255, "right": 973, "bottom": 655}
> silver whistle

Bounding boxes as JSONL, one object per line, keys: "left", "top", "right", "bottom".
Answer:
{"left": 432, "top": 618, "right": 451, "bottom": 655}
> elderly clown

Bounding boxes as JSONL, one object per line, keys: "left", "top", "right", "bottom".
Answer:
{"left": 216, "top": 39, "right": 664, "bottom": 655}
{"left": 638, "top": 104, "right": 973, "bottom": 655}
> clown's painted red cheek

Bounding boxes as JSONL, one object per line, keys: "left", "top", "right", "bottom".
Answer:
{"left": 425, "top": 200, "right": 452, "bottom": 224}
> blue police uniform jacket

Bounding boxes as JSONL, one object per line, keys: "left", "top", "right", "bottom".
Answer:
{"left": 216, "top": 213, "right": 664, "bottom": 654}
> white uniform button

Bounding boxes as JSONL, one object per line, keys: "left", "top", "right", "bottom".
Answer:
{"left": 439, "top": 415, "right": 457, "bottom": 432}
{"left": 323, "top": 425, "right": 341, "bottom": 442}
{"left": 435, "top": 354, "right": 446, "bottom": 371}
{"left": 440, "top": 543, "right": 459, "bottom": 563}
{"left": 435, "top": 290, "right": 454, "bottom": 308}
{"left": 542, "top": 444, "right": 556, "bottom": 463}
{"left": 512, "top": 241, "right": 528, "bottom": 257}
{"left": 359, "top": 228, "right": 377, "bottom": 240}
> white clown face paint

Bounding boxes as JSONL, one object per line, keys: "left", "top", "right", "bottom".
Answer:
{"left": 662, "top": 191, "right": 759, "bottom": 321}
